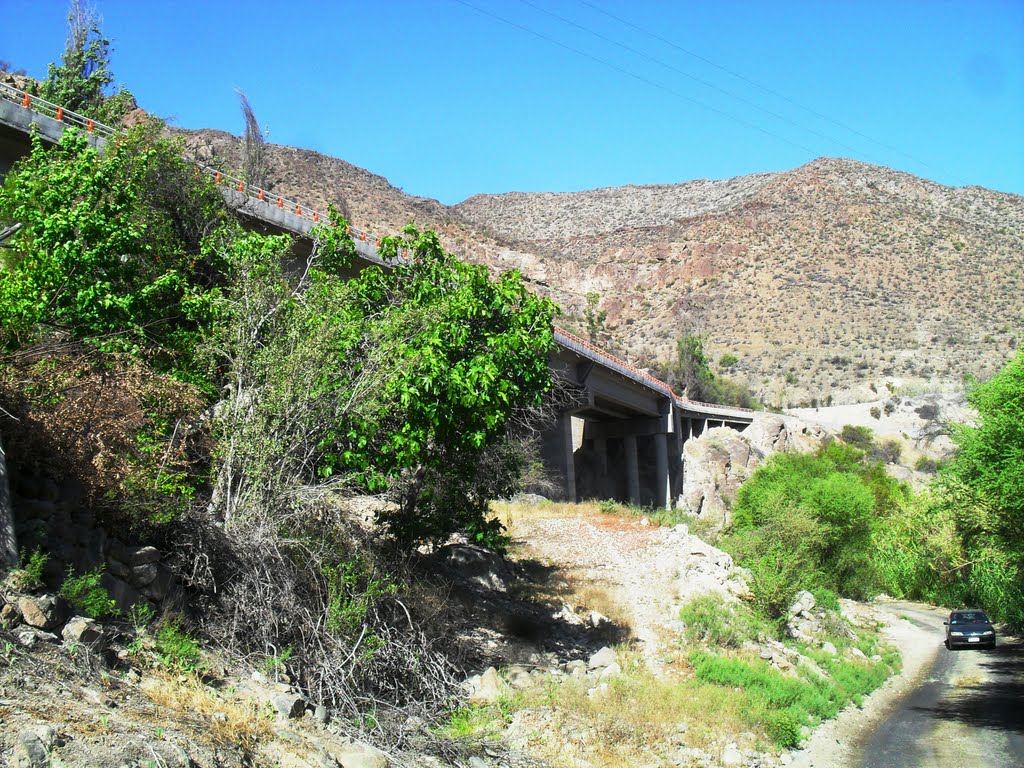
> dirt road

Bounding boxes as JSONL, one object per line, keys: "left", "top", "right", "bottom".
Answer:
{"left": 855, "top": 602, "right": 1024, "bottom": 768}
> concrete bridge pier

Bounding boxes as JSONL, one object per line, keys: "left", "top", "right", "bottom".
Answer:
{"left": 539, "top": 411, "right": 580, "bottom": 503}
{"left": 624, "top": 434, "right": 640, "bottom": 505}
{"left": 654, "top": 432, "right": 671, "bottom": 510}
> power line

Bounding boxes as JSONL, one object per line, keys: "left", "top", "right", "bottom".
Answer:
{"left": 450, "top": 0, "right": 821, "bottom": 157}
{"left": 576, "top": 0, "right": 936, "bottom": 171}
{"left": 516, "top": 0, "right": 869, "bottom": 160}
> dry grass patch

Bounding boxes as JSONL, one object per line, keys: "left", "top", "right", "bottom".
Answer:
{"left": 494, "top": 500, "right": 635, "bottom": 631}
{"left": 493, "top": 499, "right": 605, "bottom": 535}
{"left": 140, "top": 672, "right": 273, "bottom": 752}
{"left": 951, "top": 674, "right": 983, "bottom": 688}
{"left": 505, "top": 649, "right": 755, "bottom": 767}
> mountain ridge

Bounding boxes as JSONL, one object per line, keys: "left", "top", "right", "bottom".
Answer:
{"left": 176, "top": 127, "right": 1024, "bottom": 406}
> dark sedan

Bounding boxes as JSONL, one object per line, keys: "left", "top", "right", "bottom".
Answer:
{"left": 944, "top": 609, "right": 996, "bottom": 649}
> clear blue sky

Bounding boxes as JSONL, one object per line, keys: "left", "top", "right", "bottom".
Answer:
{"left": 3, "top": 1, "right": 1023, "bottom": 204}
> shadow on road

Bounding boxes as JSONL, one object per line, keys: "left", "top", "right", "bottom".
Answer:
{"left": 911, "top": 638, "right": 1024, "bottom": 734}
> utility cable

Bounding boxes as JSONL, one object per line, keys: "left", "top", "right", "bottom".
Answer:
{"left": 517, "top": 0, "right": 869, "bottom": 160}
{"left": 576, "top": 0, "right": 936, "bottom": 171}
{"left": 450, "top": 0, "right": 821, "bottom": 157}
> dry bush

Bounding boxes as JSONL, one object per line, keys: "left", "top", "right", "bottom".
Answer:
{"left": 0, "top": 342, "right": 209, "bottom": 530}
{"left": 169, "top": 502, "right": 464, "bottom": 748}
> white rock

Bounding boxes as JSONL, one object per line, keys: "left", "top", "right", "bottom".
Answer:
{"left": 721, "top": 742, "right": 743, "bottom": 766}
{"left": 468, "top": 666, "right": 503, "bottom": 705}
{"left": 587, "top": 646, "right": 618, "bottom": 670}
{"left": 821, "top": 641, "right": 838, "bottom": 655}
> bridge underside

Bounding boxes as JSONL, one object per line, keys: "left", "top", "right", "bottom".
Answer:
{"left": 538, "top": 349, "right": 752, "bottom": 509}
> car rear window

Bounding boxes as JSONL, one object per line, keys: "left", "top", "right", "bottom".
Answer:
{"left": 951, "top": 612, "right": 989, "bottom": 623}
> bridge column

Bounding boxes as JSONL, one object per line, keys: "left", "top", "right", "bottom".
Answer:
{"left": 624, "top": 434, "right": 640, "bottom": 505}
{"left": 654, "top": 432, "right": 670, "bottom": 510}
{"left": 560, "top": 412, "right": 578, "bottom": 503}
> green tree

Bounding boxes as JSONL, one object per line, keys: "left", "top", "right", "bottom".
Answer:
{"left": 583, "top": 291, "right": 607, "bottom": 344}
{"left": 664, "top": 332, "right": 761, "bottom": 409}
{"left": 943, "top": 352, "right": 1024, "bottom": 549}
{"left": 674, "top": 332, "right": 715, "bottom": 401}
{"left": 211, "top": 219, "right": 558, "bottom": 545}
{"left": 938, "top": 350, "right": 1024, "bottom": 626}
{"left": 0, "top": 125, "right": 226, "bottom": 371}
{"left": 37, "top": 0, "right": 134, "bottom": 123}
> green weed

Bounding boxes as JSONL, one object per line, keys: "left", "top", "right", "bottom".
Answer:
{"left": 60, "top": 566, "right": 118, "bottom": 619}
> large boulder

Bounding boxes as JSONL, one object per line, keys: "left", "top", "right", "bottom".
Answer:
{"left": 742, "top": 413, "right": 826, "bottom": 455}
{"left": 17, "top": 594, "right": 64, "bottom": 631}
{"left": 681, "top": 428, "right": 762, "bottom": 529}
{"left": 682, "top": 415, "right": 828, "bottom": 530}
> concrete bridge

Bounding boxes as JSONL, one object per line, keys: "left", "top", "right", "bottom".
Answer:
{"left": 0, "top": 83, "right": 754, "bottom": 509}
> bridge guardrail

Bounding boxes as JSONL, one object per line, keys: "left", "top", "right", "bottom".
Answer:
{"left": 0, "top": 81, "right": 755, "bottom": 419}
{"left": 0, "top": 82, "right": 393, "bottom": 254}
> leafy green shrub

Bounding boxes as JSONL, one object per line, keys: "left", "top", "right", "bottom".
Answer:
{"left": 914, "top": 456, "right": 939, "bottom": 474}
{"left": 7, "top": 548, "right": 48, "bottom": 591}
{"left": 719, "top": 353, "right": 739, "bottom": 369}
{"left": 154, "top": 618, "right": 202, "bottom": 673}
{"left": 322, "top": 557, "right": 397, "bottom": 662}
{"left": 261, "top": 644, "right": 294, "bottom": 676}
{"left": 762, "top": 708, "right": 803, "bottom": 749}
{"left": 811, "top": 587, "right": 840, "bottom": 613}
{"left": 60, "top": 566, "right": 117, "bottom": 619}
{"left": 725, "top": 442, "right": 909, "bottom": 616}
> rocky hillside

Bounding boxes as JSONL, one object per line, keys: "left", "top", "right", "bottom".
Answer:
{"left": 179, "top": 126, "right": 1024, "bottom": 406}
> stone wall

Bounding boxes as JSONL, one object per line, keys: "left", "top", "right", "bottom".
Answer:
{"left": 6, "top": 463, "right": 179, "bottom": 613}
{"left": 0, "top": 436, "right": 16, "bottom": 571}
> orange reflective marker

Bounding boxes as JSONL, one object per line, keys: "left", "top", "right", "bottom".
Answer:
{"left": 296, "top": 205, "right": 302, "bottom": 216}
{"left": 87, "top": 119, "right": 94, "bottom": 133}
{"left": 277, "top": 197, "right": 284, "bottom": 208}
{"left": 375, "top": 238, "right": 381, "bottom": 248}
{"left": 345, "top": 225, "right": 351, "bottom": 235}
{"left": 360, "top": 232, "right": 366, "bottom": 241}
{"left": 22, "top": 93, "right": 29, "bottom": 108}
{"left": 258, "top": 189, "right": 265, "bottom": 201}
{"left": 215, "top": 171, "right": 221, "bottom": 184}
{"left": 237, "top": 181, "right": 244, "bottom": 192}
{"left": 55, "top": 107, "right": 63, "bottom": 121}
{"left": 313, "top": 212, "right": 319, "bottom": 223}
